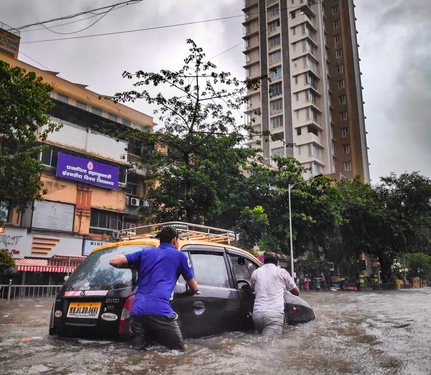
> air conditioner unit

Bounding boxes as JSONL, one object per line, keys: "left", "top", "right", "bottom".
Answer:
{"left": 124, "top": 223, "right": 136, "bottom": 230}
{"left": 111, "top": 230, "right": 121, "bottom": 240}
{"left": 125, "top": 196, "right": 130, "bottom": 205}
{"left": 327, "top": 262, "right": 335, "bottom": 272}
{"left": 130, "top": 197, "right": 140, "bottom": 207}
{"left": 141, "top": 199, "right": 149, "bottom": 207}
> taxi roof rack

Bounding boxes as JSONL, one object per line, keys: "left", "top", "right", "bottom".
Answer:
{"left": 119, "top": 221, "right": 237, "bottom": 244}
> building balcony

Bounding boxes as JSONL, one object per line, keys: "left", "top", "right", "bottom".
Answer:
{"left": 295, "top": 131, "right": 323, "bottom": 148}
{"left": 242, "top": 0, "right": 258, "bottom": 11}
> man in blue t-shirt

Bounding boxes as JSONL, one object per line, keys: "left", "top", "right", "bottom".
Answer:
{"left": 109, "top": 227, "right": 199, "bottom": 351}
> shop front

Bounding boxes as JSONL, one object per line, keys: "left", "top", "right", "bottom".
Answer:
{"left": 2, "top": 226, "right": 85, "bottom": 285}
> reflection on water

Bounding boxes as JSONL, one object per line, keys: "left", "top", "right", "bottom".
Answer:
{"left": 1, "top": 289, "right": 431, "bottom": 375}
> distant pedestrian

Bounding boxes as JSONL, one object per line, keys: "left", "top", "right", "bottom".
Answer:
{"left": 250, "top": 252, "right": 300, "bottom": 336}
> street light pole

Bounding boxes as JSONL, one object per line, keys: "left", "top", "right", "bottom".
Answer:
{"left": 288, "top": 183, "right": 294, "bottom": 278}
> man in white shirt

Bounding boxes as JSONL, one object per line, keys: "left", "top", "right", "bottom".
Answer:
{"left": 250, "top": 252, "right": 300, "bottom": 336}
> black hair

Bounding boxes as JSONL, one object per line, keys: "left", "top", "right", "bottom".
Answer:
{"left": 263, "top": 252, "right": 279, "bottom": 265}
{"left": 157, "top": 227, "right": 179, "bottom": 244}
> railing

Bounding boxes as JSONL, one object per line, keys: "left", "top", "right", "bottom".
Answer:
{"left": 0, "top": 21, "right": 20, "bottom": 36}
{"left": 119, "top": 221, "right": 237, "bottom": 244}
{"left": 0, "top": 282, "right": 62, "bottom": 301}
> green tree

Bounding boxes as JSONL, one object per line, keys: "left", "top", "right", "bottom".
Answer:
{"left": 98, "top": 40, "right": 263, "bottom": 227}
{"left": 241, "top": 156, "right": 344, "bottom": 258}
{"left": 0, "top": 61, "right": 61, "bottom": 212}
{"left": 235, "top": 205, "right": 269, "bottom": 252}
{"left": 329, "top": 177, "right": 385, "bottom": 276}
{"left": 0, "top": 249, "right": 15, "bottom": 278}
{"left": 374, "top": 172, "right": 431, "bottom": 281}
{"left": 401, "top": 252, "right": 431, "bottom": 281}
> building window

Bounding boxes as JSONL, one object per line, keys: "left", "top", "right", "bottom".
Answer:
{"left": 76, "top": 101, "right": 87, "bottom": 110}
{"left": 334, "top": 34, "right": 342, "bottom": 44}
{"left": 296, "top": 110, "right": 300, "bottom": 120}
{"left": 340, "top": 111, "right": 348, "bottom": 121}
{"left": 309, "top": 143, "right": 321, "bottom": 159}
{"left": 271, "top": 147, "right": 284, "bottom": 157}
{"left": 333, "top": 20, "right": 340, "bottom": 29}
{"left": 269, "top": 82, "right": 283, "bottom": 97}
{"left": 311, "top": 162, "right": 322, "bottom": 175}
{"left": 267, "top": 4, "right": 280, "bottom": 18}
{"left": 109, "top": 113, "right": 118, "bottom": 122}
{"left": 292, "top": 26, "right": 296, "bottom": 36}
{"left": 57, "top": 93, "right": 69, "bottom": 103}
{"left": 269, "top": 50, "right": 281, "bottom": 64}
{"left": 268, "top": 19, "right": 280, "bottom": 34}
{"left": 295, "top": 76, "right": 299, "bottom": 85}
{"left": 343, "top": 161, "right": 352, "bottom": 171}
{"left": 270, "top": 98, "right": 283, "bottom": 114}
{"left": 39, "top": 146, "right": 59, "bottom": 167}
{"left": 90, "top": 209, "right": 123, "bottom": 234}
{"left": 341, "top": 127, "right": 349, "bottom": 137}
{"left": 0, "top": 201, "right": 10, "bottom": 222}
{"left": 295, "top": 93, "right": 299, "bottom": 102}
{"left": 268, "top": 35, "right": 281, "bottom": 48}
{"left": 92, "top": 107, "right": 103, "bottom": 116}
{"left": 297, "top": 145, "right": 302, "bottom": 155}
{"left": 307, "top": 107, "right": 318, "bottom": 121}
{"left": 270, "top": 66, "right": 282, "bottom": 79}
{"left": 336, "top": 64, "right": 344, "bottom": 74}
{"left": 337, "top": 79, "right": 346, "bottom": 89}
{"left": 332, "top": 5, "right": 339, "bottom": 15}
{"left": 343, "top": 144, "right": 351, "bottom": 154}
{"left": 271, "top": 115, "right": 283, "bottom": 129}
{"left": 123, "top": 118, "right": 132, "bottom": 127}
{"left": 297, "top": 127, "right": 302, "bottom": 136}
{"left": 335, "top": 49, "right": 343, "bottom": 58}
{"left": 339, "top": 95, "right": 347, "bottom": 104}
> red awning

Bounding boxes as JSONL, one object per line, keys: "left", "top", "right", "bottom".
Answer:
{"left": 15, "top": 258, "right": 82, "bottom": 273}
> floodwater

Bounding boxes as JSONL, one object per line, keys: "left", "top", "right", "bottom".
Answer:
{"left": 1, "top": 289, "right": 430, "bottom": 375}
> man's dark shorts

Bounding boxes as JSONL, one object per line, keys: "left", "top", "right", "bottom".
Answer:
{"left": 129, "top": 314, "right": 184, "bottom": 351}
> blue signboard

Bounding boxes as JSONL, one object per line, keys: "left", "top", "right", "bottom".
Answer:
{"left": 56, "top": 152, "right": 119, "bottom": 190}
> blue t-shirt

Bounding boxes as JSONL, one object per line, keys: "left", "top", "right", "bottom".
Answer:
{"left": 125, "top": 243, "right": 194, "bottom": 317}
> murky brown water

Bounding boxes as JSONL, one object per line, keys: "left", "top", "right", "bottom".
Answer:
{"left": 1, "top": 289, "right": 430, "bottom": 375}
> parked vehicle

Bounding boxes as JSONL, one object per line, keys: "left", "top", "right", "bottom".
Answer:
{"left": 49, "top": 222, "right": 316, "bottom": 340}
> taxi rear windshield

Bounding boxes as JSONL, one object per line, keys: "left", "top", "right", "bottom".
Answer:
{"left": 65, "top": 245, "right": 154, "bottom": 291}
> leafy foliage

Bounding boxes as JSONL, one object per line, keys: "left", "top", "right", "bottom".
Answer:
{"left": 0, "top": 249, "right": 15, "bottom": 276}
{"left": 235, "top": 206, "right": 269, "bottom": 252}
{"left": 102, "top": 40, "right": 264, "bottom": 225}
{"left": 0, "top": 61, "right": 61, "bottom": 211}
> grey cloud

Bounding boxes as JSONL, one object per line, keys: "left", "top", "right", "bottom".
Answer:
{"left": 355, "top": 0, "right": 431, "bottom": 181}
{"left": 3, "top": 0, "right": 429, "bottom": 180}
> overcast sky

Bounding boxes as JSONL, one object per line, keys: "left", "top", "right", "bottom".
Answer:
{"left": 2, "top": 0, "right": 429, "bottom": 183}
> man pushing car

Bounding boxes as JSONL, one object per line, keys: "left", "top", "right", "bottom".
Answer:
{"left": 109, "top": 227, "right": 199, "bottom": 351}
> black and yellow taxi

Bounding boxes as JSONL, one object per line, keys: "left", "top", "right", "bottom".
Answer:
{"left": 49, "top": 222, "right": 315, "bottom": 340}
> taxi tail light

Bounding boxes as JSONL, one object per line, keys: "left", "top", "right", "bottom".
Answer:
{"left": 119, "top": 295, "right": 135, "bottom": 335}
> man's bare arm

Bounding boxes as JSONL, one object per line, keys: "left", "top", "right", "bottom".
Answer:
{"left": 187, "top": 278, "right": 200, "bottom": 294}
{"left": 109, "top": 254, "right": 128, "bottom": 268}
{"left": 289, "top": 287, "right": 300, "bottom": 296}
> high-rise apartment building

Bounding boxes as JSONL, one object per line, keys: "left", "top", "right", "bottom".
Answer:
{"left": 243, "top": 0, "right": 370, "bottom": 182}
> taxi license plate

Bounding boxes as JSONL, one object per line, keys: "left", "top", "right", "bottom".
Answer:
{"left": 67, "top": 302, "right": 101, "bottom": 319}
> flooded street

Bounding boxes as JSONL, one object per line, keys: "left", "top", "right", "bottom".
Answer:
{"left": 1, "top": 289, "right": 430, "bottom": 375}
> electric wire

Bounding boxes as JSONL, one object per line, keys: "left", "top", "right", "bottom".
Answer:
{"left": 40, "top": 6, "right": 115, "bottom": 35}
{"left": 21, "top": 0, "right": 338, "bottom": 45}
{"left": 16, "top": 0, "right": 143, "bottom": 30}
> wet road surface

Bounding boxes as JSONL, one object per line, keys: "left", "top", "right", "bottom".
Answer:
{"left": 1, "top": 289, "right": 430, "bottom": 375}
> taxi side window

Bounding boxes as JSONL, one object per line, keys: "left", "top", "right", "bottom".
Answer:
{"left": 189, "top": 252, "right": 230, "bottom": 288}
{"left": 229, "top": 254, "right": 258, "bottom": 282}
